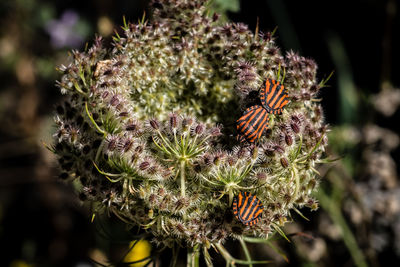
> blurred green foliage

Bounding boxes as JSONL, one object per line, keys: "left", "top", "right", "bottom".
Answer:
{"left": 213, "top": 0, "right": 240, "bottom": 13}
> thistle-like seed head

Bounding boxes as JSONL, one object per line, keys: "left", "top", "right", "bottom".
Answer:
{"left": 53, "top": 0, "right": 329, "bottom": 251}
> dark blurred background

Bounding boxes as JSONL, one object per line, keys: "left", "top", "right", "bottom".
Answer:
{"left": 1, "top": 0, "right": 399, "bottom": 266}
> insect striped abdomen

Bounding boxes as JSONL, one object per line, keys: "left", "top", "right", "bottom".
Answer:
{"left": 233, "top": 192, "right": 264, "bottom": 226}
{"left": 236, "top": 105, "right": 269, "bottom": 143}
{"left": 259, "top": 79, "right": 289, "bottom": 114}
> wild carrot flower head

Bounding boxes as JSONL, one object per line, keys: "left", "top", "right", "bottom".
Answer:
{"left": 53, "top": 0, "right": 329, "bottom": 258}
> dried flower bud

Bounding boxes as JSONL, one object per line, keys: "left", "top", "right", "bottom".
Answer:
{"left": 106, "top": 136, "right": 118, "bottom": 152}
{"left": 182, "top": 117, "right": 194, "bottom": 129}
{"left": 131, "top": 153, "right": 139, "bottom": 162}
{"left": 149, "top": 194, "right": 157, "bottom": 205}
{"left": 285, "top": 134, "right": 293, "bottom": 146}
{"left": 101, "top": 91, "right": 109, "bottom": 99}
{"left": 175, "top": 197, "right": 189, "bottom": 211}
{"left": 291, "top": 114, "right": 305, "bottom": 125}
{"left": 149, "top": 119, "right": 160, "bottom": 130}
{"left": 126, "top": 123, "right": 139, "bottom": 132}
{"left": 256, "top": 172, "right": 267, "bottom": 182}
{"left": 274, "top": 144, "right": 285, "bottom": 154}
{"left": 122, "top": 139, "right": 134, "bottom": 152}
{"left": 169, "top": 113, "right": 178, "bottom": 129}
{"left": 212, "top": 12, "right": 220, "bottom": 22}
{"left": 280, "top": 157, "right": 289, "bottom": 168}
{"left": 158, "top": 187, "right": 166, "bottom": 196}
{"left": 176, "top": 223, "right": 186, "bottom": 235}
{"left": 135, "top": 144, "right": 144, "bottom": 154}
{"left": 110, "top": 95, "right": 119, "bottom": 106}
{"left": 283, "top": 193, "right": 292, "bottom": 204}
{"left": 237, "top": 147, "right": 248, "bottom": 158}
{"left": 290, "top": 122, "right": 300, "bottom": 134}
{"left": 194, "top": 124, "right": 204, "bottom": 135}
{"left": 227, "top": 156, "right": 237, "bottom": 166}
{"left": 262, "top": 143, "right": 275, "bottom": 157}
{"left": 147, "top": 165, "right": 158, "bottom": 175}
{"left": 209, "top": 126, "right": 221, "bottom": 136}
{"left": 139, "top": 161, "right": 150, "bottom": 171}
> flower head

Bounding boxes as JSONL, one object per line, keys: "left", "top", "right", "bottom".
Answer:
{"left": 53, "top": 0, "right": 329, "bottom": 262}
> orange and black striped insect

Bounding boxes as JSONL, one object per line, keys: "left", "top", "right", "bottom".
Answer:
{"left": 232, "top": 191, "right": 264, "bottom": 226}
{"left": 259, "top": 79, "right": 289, "bottom": 115}
{"left": 236, "top": 105, "right": 269, "bottom": 143}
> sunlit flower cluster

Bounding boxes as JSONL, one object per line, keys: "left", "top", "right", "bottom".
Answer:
{"left": 53, "top": 0, "right": 329, "bottom": 258}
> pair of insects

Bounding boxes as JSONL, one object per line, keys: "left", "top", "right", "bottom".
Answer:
{"left": 236, "top": 79, "right": 289, "bottom": 143}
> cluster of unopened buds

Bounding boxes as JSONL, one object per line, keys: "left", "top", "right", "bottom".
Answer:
{"left": 52, "top": 0, "right": 329, "bottom": 265}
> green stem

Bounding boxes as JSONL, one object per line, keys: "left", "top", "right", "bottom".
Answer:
{"left": 214, "top": 243, "right": 234, "bottom": 266}
{"left": 73, "top": 80, "right": 86, "bottom": 95}
{"left": 239, "top": 239, "right": 253, "bottom": 267}
{"left": 95, "top": 139, "right": 105, "bottom": 163}
{"left": 174, "top": 130, "right": 179, "bottom": 149}
{"left": 85, "top": 102, "right": 106, "bottom": 136}
{"left": 229, "top": 189, "right": 234, "bottom": 207}
{"left": 157, "top": 130, "right": 179, "bottom": 155}
{"left": 237, "top": 161, "right": 255, "bottom": 184}
{"left": 214, "top": 243, "right": 271, "bottom": 266}
{"left": 187, "top": 245, "right": 200, "bottom": 267}
{"left": 243, "top": 236, "right": 289, "bottom": 263}
{"left": 180, "top": 160, "right": 186, "bottom": 198}
{"left": 203, "top": 246, "right": 213, "bottom": 267}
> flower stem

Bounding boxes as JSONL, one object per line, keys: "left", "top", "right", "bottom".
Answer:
{"left": 180, "top": 160, "right": 186, "bottom": 198}
{"left": 95, "top": 139, "right": 105, "bottom": 163}
{"left": 239, "top": 239, "right": 253, "bottom": 267}
{"left": 187, "top": 245, "right": 200, "bottom": 267}
{"left": 229, "top": 189, "right": 234, "bottom": 207}
{"left": 214, "top": 243, "right": 234, "bottom": 266}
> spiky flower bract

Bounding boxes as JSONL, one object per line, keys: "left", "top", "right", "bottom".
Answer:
{"left": 53, "top": 0, "right": 329, "bottom": 263}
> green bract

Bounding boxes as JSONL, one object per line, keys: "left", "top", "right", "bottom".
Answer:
{"left": 53, "top": 0, "right": 328, "bottom": 263}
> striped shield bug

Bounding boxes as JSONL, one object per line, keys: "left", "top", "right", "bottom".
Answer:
{"left": 236, "top": 105, "right": 270, "bottom": 143}
{"left": 259, "top": 79, "right": 289, "bottom": 115}
{"left": 232, "top": 191, "right": 264, "bottom": 226}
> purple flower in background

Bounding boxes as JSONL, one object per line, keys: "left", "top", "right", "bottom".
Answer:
{"left": 45, "top": 10, "right": 84, "bottom": 48}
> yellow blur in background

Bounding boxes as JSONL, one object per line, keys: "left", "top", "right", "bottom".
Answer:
{"left": 123, "top": 240, "right": 152, "bottom": 267}
{"left": 9, "top": 260, "right": 34, "bottom": 267}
